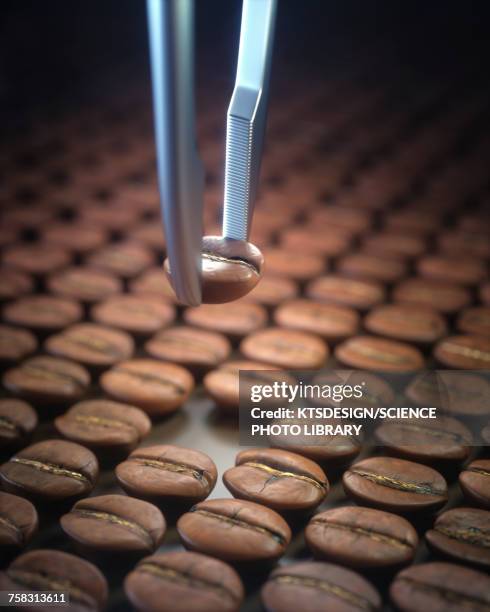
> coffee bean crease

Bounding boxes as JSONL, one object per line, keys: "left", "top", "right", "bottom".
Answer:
{"left": 10, "top": 457, "right": 91, "bottom": 484}
{"left": 398, "top": 576, "right": 490, "bottom": 610}
{"left": 350, "top": 468, "right": 445, "bottom": 496}
{"left": 190, "top": 508, "right": 286, "bottom": 544}
{"left": 243, "top": 461, "right": 326, "bottom": 491}
{"left": 72, "top": 508, "right": 154, "bottom": 548}
{"left": 272, "top": 574, "right": 377, "bottom": 611}
{"left": 310, "top": 517, "right": 413, "bottom": 549}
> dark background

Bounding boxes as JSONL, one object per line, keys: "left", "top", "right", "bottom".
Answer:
{"left": 1, "top": 0, "right": 489, "bottom": 118}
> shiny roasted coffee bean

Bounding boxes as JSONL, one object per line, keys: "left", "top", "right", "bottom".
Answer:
{"left": 177, "top": 498, "right": 291, "bottom": 563}
{"left": 261, "top": 561, "right": 382, "bottom": 612}
{"left": 45, "top": 323, "right": 134, "bottom": 371}
{"left": 124, "top": 551, "right": 244, "bottom": 612}
{"left": 0, "top": 439, "right": 98, "bottom": 502}
{"left": 145, "top": 326, "right": 231, "bottom": 376}
{"left": 343, "top": 456, "right": 448, "bottom": 514}
{"left": 335, "top": 335, "right": 425, "bottom": 372}
{"left": 3, "top": 355, "right": 90, "bottom": 406}
{"left": 3, "top": 295, "right": 83, "bottom": 334}
{"left": 274, "top": 298, "right": 360, "bottom": 343}
{"left": 0, "top": 549, "right": 108, "bottom": 611}
{"left": 305, "top": 506, "right": 418, "bottom": 571}
{"left": 0, "top": 491, "right": 38, "bottom": 551}
{"left": 364, "top": 304, "right": 447, "bottom": 345}
{"left": 434, "top": 335, "right": 490, "bottom": 370}
{"left": 0, "top": 325, "right": 38, "bottom": 366}
{"left": 459, "top": 459, "right": 490, "bottom": 509}
{"left": 116, "top": 444, "right": 217, "bottom": 507}
{"left": 241, "top": 327, "right": 328, "bottom": 369}
{"left": 426, "top": 507, "right": 490, "bottom": 569}
{"left": 0, "top": 399, "right": 38, "bottom": 452}
{"left": 306, "top": 274, "right": 386, "bottom": 311}
{"left": 47, "top": 266, "right": 122, "bottom": 304}
{"left": 55, "top": 400, "right": 151, "bottom": 459}
{"left": 223, "top": 448, "right": 328, "bottom": 512}
{"left": 61, "top": 494, "right": 166, "bottom": 555}
{"left": 100, "top": 358, "right": 194, "bottom": 416}
{"left": 165, "top": 236, "right": 263, "bottom": 304}
{"left": 184, "top": 301, "right": 267, "bottom": 341}
{"left": 92, "top": 294, "right": 176, "bottom": 338}
{"left": 393, "top": 277, "right": 472, "bottom": 314}
{"left": 374, "top": 415, "right": 472, "bottom": 465}
{"left": 390, "top": 561, "right": 490, "bottom": 612}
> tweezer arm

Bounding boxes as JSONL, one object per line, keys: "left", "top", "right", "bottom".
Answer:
{"left": 147, "top": 0, "right": 203, "bottom": 306}
{"left": 223, "top": 0, "right": 278, "bottom": 240}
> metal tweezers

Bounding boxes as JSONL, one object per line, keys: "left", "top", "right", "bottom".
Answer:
{"left": 146, "top": 0, "right": 277, "bottom": 305}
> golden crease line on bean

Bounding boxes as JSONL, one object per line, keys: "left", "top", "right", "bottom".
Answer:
{"left": 310, "top": 517, "right": 413, "bottom": 549}
{"left": 349, "top": 468, "right": 445, "bottom": 496}
{"left": 10, "top": 457, "right": 90, "bottom": 483}
{"left": 241, "top": 461, "right": 326, "bottom": 491}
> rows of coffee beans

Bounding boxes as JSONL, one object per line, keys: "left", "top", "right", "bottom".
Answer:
{"left": 0, "top": 62, "right": 489, "bottom": 611}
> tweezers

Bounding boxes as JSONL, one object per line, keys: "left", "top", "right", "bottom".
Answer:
{"left": 147, "top": 0, "right": 277, "bottom": 305}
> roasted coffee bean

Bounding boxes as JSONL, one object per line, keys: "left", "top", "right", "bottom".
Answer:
{"left": 337, "top": 252, "right": 408, "bottom": 284}
{"left": 61, "top": 494, "right": 166, "bottom": 554}
{"left": 306, "top": 274, "right": 386, "bottom": 311}
{"left": 308, "top": 205, "right": 372, "bottom": 234}
{"left": 0, "top": 325, "right": 38, "bottom": 366}
{"left": 42, "top": 222, "right": 109, "bottom": 254}
{"left": 0, "top": 399, "right": 37, "bottom": 451}
{"left": 261, "top": 561, "right": 382, "bottom": 612}
{"left": 426, "top": 507, "right": 490, "bottom": 569}
{"left": 438, "top": 230, "right": 490, "bottom": 259}
{"left": 0, "top": 268, "right": 33, "bottom": 302}
{"left": 390, "top": 561, "right": 490, "bottom": 612}
{"left": 3, "top": 356, "right": 90, "bottom": 406}
{"left": 223, "top": 448, "right": 328, "bottom": 512}
{"left": 55, "top": 400, "right": 151, "bottom": 458}
{"left": 241, "top": 327, "right": 328, "bottom": 369}
{"left": 306, "top": 506, "right": 418, "bottom": 571}
{"left": 459, "top": 459, "right": 490, "bottom": 509}
{"left": 86, "top": 241, "right": 154, "bottom": 279}
{"left": 417, "top": 254, "right": 486, "bottom": 286}
{"left": 177, "top": 498, "right": 291, "bottom": 563}
{"left": 45, "top": 323, "right": 134, "bottom": 371}
{"left": 0, "top": 549, "right": 108, "bottom": 611}
{"left": 262, "top": 247, "right": 325, "bottom": 281}
{"left": 274, "top": 299, "right": 360, "bottom": 343}
{"left": 335, "top": 335, "right": 425, "bottom": 371}
{"left": 145, "top": 326, "right": 231, "bottom": 376}
{"left": 3, "top": 295, "right": 83, "bottom": 334}
{"left": 129, "top": 267, "right": 178, "bottom": 302}
{"left": 242, "top": 275, "right": 299, "bottom": 307}
{"left": 384, "top": 209, "right": 440, "bottom": 235}
{"left": 393, "top": 277, "right": 472, "bottom": 314}
{"left": 125, "top": 550, "right": 244, "bottom": 612}
{"left": 47, "top": 266, "right": 122, "bottom": 303}
{"left": 434, "top": 335, "right": 490, "bottom": 370}
{"left": 364, "top": 304, "right": 447, "bottom": 345}
{"left": 2, "top": 243, "right": 71, "bottom": 277}
{"left": 92, "top": 294, "right": 176, "bottom": 337}
{"left": 0, "top": 439, "right": 98, "bottom": 502}
{"left": 405, "top": 371, "right": 490, "bottom": 419}
{"left": 0, "top": 491, "right": 38, "bottom": 551}
{"left": 203, "top": 360, "right": 295, "bottom": 412}
{"left": 100, "top": 358, "right": 194, "bottom": 416}
{"left": 116, "top": 444, "right": 217, "bottom": 506}
{"left": 362, "top": 231, "right": 426, "bottom": 259}
{"left": 280, "top": 226, "right": 351, "bottom": 257}
{"left": 374, "top": 415, "right": 472, "bottom": 465}
{"left": 343, "top": 457, "right": 448, "bottom": 514}
{"left": 165, "top": 236, "right": 263, "bottom": 304}
{"left": 457, "top": 306, "right": 490, "bottom": 337}
{"left": 80, "top": 201, "right": 141, "bottom": 232}
{"left": 184, "top": 302, "right": 267, "bottom": 341}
